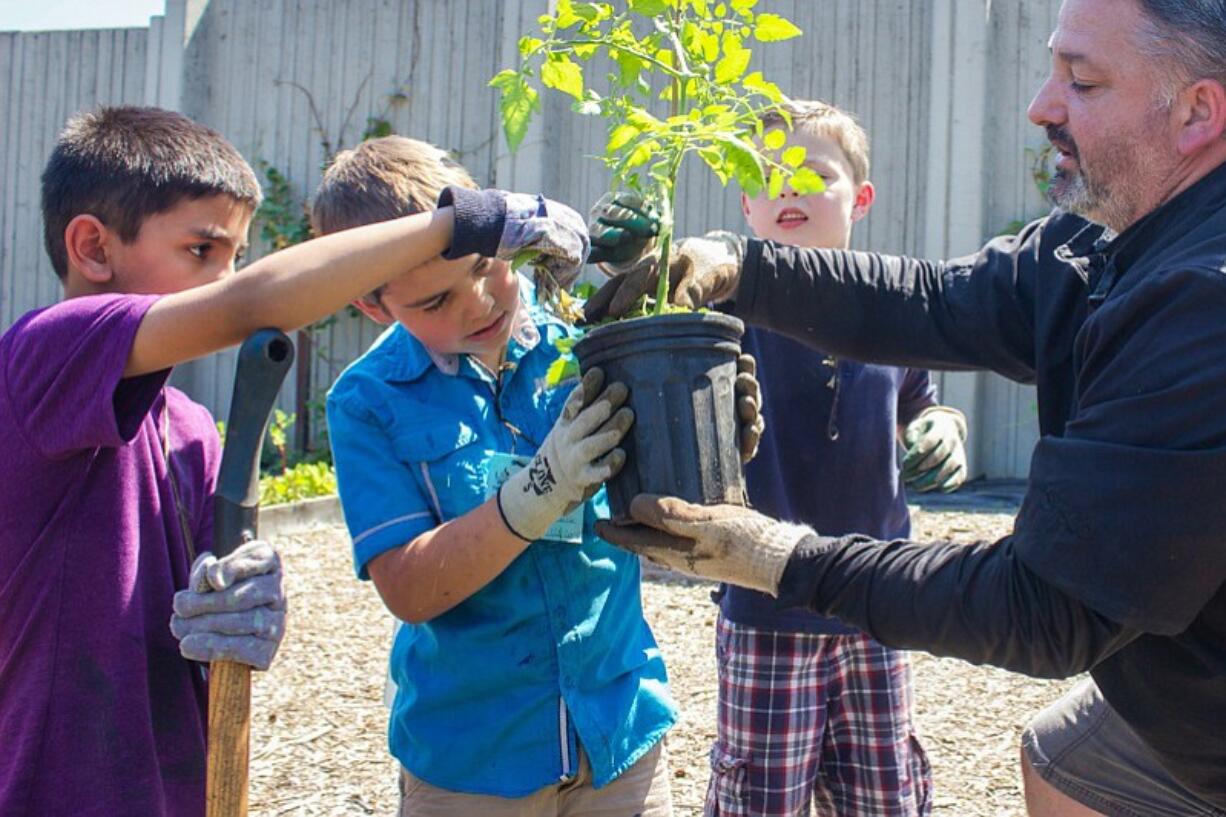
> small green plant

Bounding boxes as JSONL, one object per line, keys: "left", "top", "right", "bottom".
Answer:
{"left": 259, "top": 461, "right": 338, "bottom": 506}
{"left": 491, "top": 0, "right": 821, "bottom": 318}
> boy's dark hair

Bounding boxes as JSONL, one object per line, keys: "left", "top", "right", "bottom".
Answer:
{"left": 311, "top": 136, "right": 477, "bottom": 306}
{"left": 41, "top": 106, "right": 262, "bottom": 279}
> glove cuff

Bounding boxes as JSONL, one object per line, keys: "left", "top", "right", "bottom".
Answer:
{"left": 496, "top": 465, "right": 568, "bottom": 543}
{"left": 439, "top": 186, "right": 506, "bottom": 260}
{"left": 740, "top": 520, "right": 813, "bottom": 596}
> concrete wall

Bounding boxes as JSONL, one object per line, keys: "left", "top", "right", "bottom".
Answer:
{"left": 0, "top": 0, "right": 1066, "bottom": 477}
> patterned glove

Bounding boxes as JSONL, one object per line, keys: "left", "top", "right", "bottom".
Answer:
{"left": 596, "top": 496, "right": 811, "bottom": 596}
{"left": 583, "top": 230, "right": 745, "bottom": 323}
{"left": 736, "top": 353, "right": 765, "bottom": 464}
{"left": 170, "top": 540, "right": 286, "bottom": 671}
{"left": 498, "top": 367, "right": 634, "bottom": 542}
{"left": 901, "top": 406, "right": 969, "bottom": 493}
{"left": 438, "top": 186, "right": 590, "bottom": 295}
{"left": 587, "top": 192, "right": 659, "bottom": 272}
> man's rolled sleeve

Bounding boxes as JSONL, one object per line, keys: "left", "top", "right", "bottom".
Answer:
{"left": 327, "top": 394, "right": 437, "bottom": 580}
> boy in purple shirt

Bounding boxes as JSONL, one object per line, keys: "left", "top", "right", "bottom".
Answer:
{"left": 0, "top": 106, "right": 591, "bottom": 817}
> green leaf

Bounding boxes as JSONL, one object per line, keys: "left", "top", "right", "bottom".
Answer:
{"left": 607, "top": 123, "right": 640, "bottom": 151}
{"left": 753, "top": 13, "right": 802, "bottom": 42}
{"left": 541, "top": 57, "right": 584, "bottom": 100}
{"left": 730, "top": 0, "right": 757, "bottom": 14}
{"left": 782, "top": 145, "right": 806, "bottom": 167}
{"left": 625, "top": 140, "right": 659, "bottom": 169}
{"left": 714, "top": 45, "right": 751, "bottom": 83}
{"left": 629, "top": 0, "right": 671, "bottom": 15}
{"left": 743, "top": 71, "right": 783, "bottom": 103}
{"left": 768, "top": 168, "right": 784, "bottom": 199}
{"left": 717, "top": 135, "right": 765, "bottom": 194}
{"left": 555, "top": 0, "right": 582, "bottom": 29}
{"left": 518, "top": 36, "right": 543, "bottom": 56}
{"left": 788, "top": 166, "right": 826, "bottom": 194}
{"left": 616, "top": 51, "right": 644, "bottom": 86}
{"left": 493, "top": 73, "right": 540, "bottom": 151}
{"left": 545, "top": 356, "right": 580, "bottom": 387}
{"left": 763, "top": 129, "right": 786, "bottom": 150}
{"left": 714, "top": 3, "right": 727, "bottom": 17}
{"left": 627, "top": 108, "right": 663, "bottom": 130}
{"left": 573, "top": 42, "right": 599, "bottom": 59}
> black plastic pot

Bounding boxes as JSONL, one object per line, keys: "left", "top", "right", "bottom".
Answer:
{"left": 574, "top": 311, "right": 747, "bottom": 520}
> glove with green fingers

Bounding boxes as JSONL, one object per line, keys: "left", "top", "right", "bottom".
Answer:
{"left": 901, "top": 406, "right": 968, "bottom": 493}
{"left": 498, "top": 367, "right": 634, "bottom": 541}
{"left": 587, "top": 191, "right": 660, "bottom": 272}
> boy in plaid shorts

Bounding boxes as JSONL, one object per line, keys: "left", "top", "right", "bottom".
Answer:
{"left": 706, "top": 101, "right": 969, "bottom": 817}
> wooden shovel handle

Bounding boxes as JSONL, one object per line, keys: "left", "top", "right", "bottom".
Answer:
{"left": 206, "top": 661, "right": 252, "bottom": 817}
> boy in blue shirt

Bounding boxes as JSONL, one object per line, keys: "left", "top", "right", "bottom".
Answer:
{"left": 705, "top": 101, "right": 968, "bottom": 817}
{"left": 314, "top": 136, "right": 685, "bottom": 815}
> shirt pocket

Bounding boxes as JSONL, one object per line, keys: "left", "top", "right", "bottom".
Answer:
{"left": 390, "top": 419, "right": 489, "bottom": 522}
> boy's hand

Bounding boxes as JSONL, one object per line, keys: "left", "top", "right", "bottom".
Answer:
{"left": 498, "top": 368, "right": 633, "bottom": 541}
{"left": 587, "top": 192, "right": 659, "bottom": 272}
{"left": 170, "top": 540, "right": 287, "bottom": 671}
{"left": 583, "top": 231, "right": 745, "bottom": 323}
{"left": 736, "top": 353, "right": 765, "bottom": 464}
{"left": 901, "top": 406, "right": 968, "bottom": 493}
{"left": 439, "top": 187, "right": 589, "bottom": 294}
{"left": 595, "top": 496, "right": 812, "bottom": 596}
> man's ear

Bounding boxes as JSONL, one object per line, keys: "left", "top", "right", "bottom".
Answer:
{"left": 1175, "top": 79, "right": 1226, "bottom": 156}
{"left": 850, "top": 181, "right": 876, "bottom": 222}
{"left": 63, "top": 215, "right": 115, "bottom": 285}
{"left": 352, "top": 296, "right": 395, "bottom": 325}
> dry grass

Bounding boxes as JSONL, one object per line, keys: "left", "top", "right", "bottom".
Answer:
{"left": 249, "top": 506, "right": 1080, "bottom": 815}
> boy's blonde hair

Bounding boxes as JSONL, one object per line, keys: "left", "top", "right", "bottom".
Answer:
{"left": 761, "top": 100, "right": 870, "bottom": 185}
{"left": 312, "top": 136, "right": 476, "bottom": 305}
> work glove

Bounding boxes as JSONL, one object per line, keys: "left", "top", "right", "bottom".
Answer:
{"left": 170, "top": 540, "right": 287, "bottom": 671}
{"left": 439, "top": 186, "right": 590, "bottom": 296}
{"left": 587, "top": 192, "right": 659, "bottom": 272}
{"left": 901, "top": 406, "right": 968, "bottom": 493}
{"left": 498, "top": 367, "right": 634, "bottom": 541}
{"left": 596, "top": 496, "right": 811, "bottom": 596}
{"left": 736, "top": 353, "right": 765, "bottom": 464}
{"left": 583, "top": 230, "right": 745, "bottom": 324}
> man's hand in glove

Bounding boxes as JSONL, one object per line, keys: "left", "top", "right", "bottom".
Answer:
{"left": 596, "top": 496, "right": 811, "bottom": 596}
{"left": 736, "top": 353, "right": 765, "bottom": 464}
{"left": 498, "top": 368, "right": 634, "bottom": 542}
{"left": 583, "top": 193, "right": 745, "bottom": 322}
{"left": 170, "top": 540, "right": 287, "bottom": 671}
{"left": 439, "top": 186, "right": 590, "bottom": 295}
{"left": 901, "top": 406, "right": 968, "bottom": 493}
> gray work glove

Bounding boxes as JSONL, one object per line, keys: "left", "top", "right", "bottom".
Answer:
{"left": 583, "top": 230, "right": 745, "bottom": 324}
{"left": 498, "top": 367, "right": 634, "bottom": 542}
{"left": 901, "top": 406, "right": 968, "bottom": 493}
{"left": 596, "top": 496, "right": 811, "bottom": 596}
{"left": 736, "top": 353, "right": 765, "bottom": 464}
{"left": 439, "top": 186, "right": 590, "bottom": 296}
{"left": 587, "top": 192, "right": 659, "bottom": 273}
{"left": 170, "top": 540, "right": 287, "bottom": 671}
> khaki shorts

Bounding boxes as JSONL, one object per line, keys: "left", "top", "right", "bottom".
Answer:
{"left": 398, "top": 740, "right": 673, "bottom": 817}
{"left": 1022, "top": 680, "right": 1225, "bottom": 817}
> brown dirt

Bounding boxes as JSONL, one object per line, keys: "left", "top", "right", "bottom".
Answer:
{"left": 249, "top": 506, "right": 1080, "bottom": 815}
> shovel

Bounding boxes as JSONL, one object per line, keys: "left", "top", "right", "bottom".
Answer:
{"left": 206, "top": 329, "right": 295, "bottom": 817}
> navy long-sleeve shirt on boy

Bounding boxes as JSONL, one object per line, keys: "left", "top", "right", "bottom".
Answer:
{"left": 718, "top": 326, "right": 936, "bottom": 634}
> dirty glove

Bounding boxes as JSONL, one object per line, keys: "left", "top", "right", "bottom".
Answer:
{"left": 901, "top": 406, "right": 968, "bottom": 493}
{"left": 596, "top": 496, "right": 811, "bottom": 595}
{"left": 583, "top": 230, "right": 745, "bottom": 323}
{"left": 498, "top": 367, "right": 633, "bottom": 541}
{"left": 736, "top": 353, "right": 765, "bottom": 464}
{"left": 587, "top": 192, "right": 659, "bottom": 272}
{"left": 439, "top": 186, "right": 590, "bottom": 294}
{"left": 170, "top": 540, "right": 286, "bottom": 671}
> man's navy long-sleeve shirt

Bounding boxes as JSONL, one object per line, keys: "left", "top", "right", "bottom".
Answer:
{"left": 733, "top": 162, "right": 1226, "bottom": 806}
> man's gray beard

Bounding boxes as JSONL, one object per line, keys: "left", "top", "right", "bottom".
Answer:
{"left": 1049, "top": 165, "right": 1146, "bottom": 233}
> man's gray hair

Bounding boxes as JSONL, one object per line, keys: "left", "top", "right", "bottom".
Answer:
{"left": 1135, "top": 0, "right": 1226, "bottom": 104}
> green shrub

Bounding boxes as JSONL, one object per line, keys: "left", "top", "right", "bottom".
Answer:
{"left": 259, "top": 461, "right": 338, "bottom": 506}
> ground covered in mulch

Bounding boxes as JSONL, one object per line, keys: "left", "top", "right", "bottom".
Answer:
{"left": 249, "top": 498, "right": 1081, "bottom": 815}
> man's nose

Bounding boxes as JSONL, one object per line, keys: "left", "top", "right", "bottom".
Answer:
{"left": 1027, "top": 74, "right": 1064, "bottom": 128}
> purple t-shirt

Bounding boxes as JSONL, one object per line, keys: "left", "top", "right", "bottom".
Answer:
{"left": 0, "top": 294, "right": 221, "bottom": 816}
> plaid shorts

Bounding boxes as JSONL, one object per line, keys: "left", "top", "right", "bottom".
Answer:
{"left": 705, "top": 614, "right": 932, "bottom": 817}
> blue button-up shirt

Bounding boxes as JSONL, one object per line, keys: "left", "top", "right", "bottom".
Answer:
{"left": 326, "top": 278, "right": 675, "bottom": 796}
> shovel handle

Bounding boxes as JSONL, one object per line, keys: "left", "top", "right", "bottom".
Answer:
{"left": 206, "top": 329, "right": 294, "bottom": 817}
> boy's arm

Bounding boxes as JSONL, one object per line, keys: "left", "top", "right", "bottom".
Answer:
{"left": 125, "top": 188, "right": 590, "bottom": 377}
{"left": 125, "top": 208, "right": 453, "bottom": 377}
